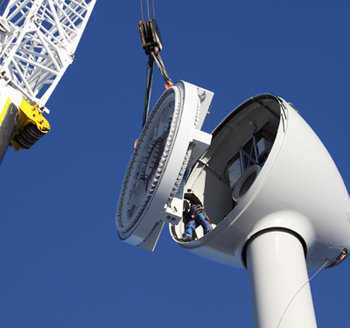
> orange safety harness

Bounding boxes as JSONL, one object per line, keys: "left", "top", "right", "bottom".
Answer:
{"left": 191, "top": 205, "right": 213, "bottom": 229}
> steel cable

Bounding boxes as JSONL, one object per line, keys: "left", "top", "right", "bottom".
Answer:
{"left": 276, "top": 260, "right": 330, "bottom": 328}
{"left": 140, "top": 0, "right": 144, "bottom": 21}
{"left": 147, "top": 0, "right": 150, "bottom": 20}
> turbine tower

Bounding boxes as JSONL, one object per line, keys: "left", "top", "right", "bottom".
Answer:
{"left": 116, "top": 81, "right": 350, "bottom": 328}
{"left": 0, "top": 0, "right": 96, "bottom": 164}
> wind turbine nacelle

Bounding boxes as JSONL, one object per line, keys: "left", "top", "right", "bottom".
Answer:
{"left": 115, "top": 83, "right": 350, "bottom": 271}
{"left": 170, "top": 94, "right": 350, "bottom": 271}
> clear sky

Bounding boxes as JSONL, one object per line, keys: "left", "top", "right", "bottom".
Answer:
{"left": 1, "top": 1, "right": 350, "bottom": 327}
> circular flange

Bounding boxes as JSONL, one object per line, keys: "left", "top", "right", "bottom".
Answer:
{"left": 232, "top": 165, "right": 261, "bottom": 202}
{"left": 116, "top": 82, "right": 200, "bottom": 245}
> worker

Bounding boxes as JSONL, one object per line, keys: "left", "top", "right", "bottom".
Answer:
{"left": 181, "top": 191, "right": 212, "bottom": 242}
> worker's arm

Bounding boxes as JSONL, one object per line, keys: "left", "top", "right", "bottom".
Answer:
{"left": 184, "top": 193, "right": 202, "bottom": 206}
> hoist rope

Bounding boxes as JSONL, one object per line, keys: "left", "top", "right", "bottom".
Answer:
{"left": 140, "top": 0, "right": 144, "bottom": 21}
{"left": 147, "top": 0, "right": 150, "bottom": 20}
{"left": 139, "top": 0, "right": 172, "bottom": 127}
{"left": 140, "top": 0, "right": 155, "bottom": 21}
{"left": 276, "top": 259, "right": 330, "bottom": 328}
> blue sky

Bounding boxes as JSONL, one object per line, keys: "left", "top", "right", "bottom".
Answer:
{"left": 1, "top": 1, "right": 350, "bottom": 327}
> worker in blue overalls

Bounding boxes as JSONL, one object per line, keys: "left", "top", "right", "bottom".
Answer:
{"left": 181, "top": 191, "right": 213, "bottom": 242}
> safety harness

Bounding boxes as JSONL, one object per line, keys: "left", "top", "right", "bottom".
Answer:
{"left": 191, "top": 205, "right": 213, "bottom": 229}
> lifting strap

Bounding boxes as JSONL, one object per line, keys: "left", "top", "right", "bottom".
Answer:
{"left": 138, "top": 15, "right": 172, "bottom": 127}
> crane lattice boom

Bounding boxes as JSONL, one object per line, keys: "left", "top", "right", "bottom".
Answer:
{"left": 0, "top": 0, "right": 96, "bottom": 110}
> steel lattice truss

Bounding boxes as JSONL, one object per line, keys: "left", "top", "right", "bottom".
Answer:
{"left": 0, "top": 0, "right": 95, "bottom": 108}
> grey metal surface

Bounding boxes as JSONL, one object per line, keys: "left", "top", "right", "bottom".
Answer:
{"left": 0, "top": 103, "right": 18, "bottom": 165}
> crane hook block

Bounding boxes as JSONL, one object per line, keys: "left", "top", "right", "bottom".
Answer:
{"left": 138, "top": 19, "right": 163, "bottom": 55}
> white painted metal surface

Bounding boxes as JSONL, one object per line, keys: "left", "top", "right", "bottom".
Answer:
{"left": 116, "top": 87, "right": 350, "bottom": 327}
{"left": 116, "top": 81, "right": 213, "bottom": 251}
{"left": 171, "top": 94, "right": 350, "bottom": 271}
{"left": 228, "top": 158, "right": 241, "bottom": 188}
{"left": 247, "top": 230, "right": 317, "bottom": 328}
{"left": 0, "top": 0, "right": 96, "bottom": 111}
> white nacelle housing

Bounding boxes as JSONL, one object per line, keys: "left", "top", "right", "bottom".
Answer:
{"left": 169, "top": 94, "right": 350, "bottom": 271}
{"left": 116, "top": 83, "right": 350, "bottom": 271}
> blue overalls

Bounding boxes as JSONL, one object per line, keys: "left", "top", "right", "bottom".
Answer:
{"left": 183, "top": 204, "right": 212, "bottom": 238}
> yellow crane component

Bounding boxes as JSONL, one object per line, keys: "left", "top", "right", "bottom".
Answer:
{"left": 10, "top": 99, "right": 50, "bottom": 152}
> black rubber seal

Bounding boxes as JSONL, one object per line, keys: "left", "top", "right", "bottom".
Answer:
{"left": 241, "top": 227, "right": 308, "bottom": 270}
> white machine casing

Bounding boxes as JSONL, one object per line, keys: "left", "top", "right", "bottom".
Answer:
{"left": 228, "top": 159, "right": 242, "bottom": 189}
{"left": 257, "top": 137, "right": 272, "bottom": 158}
{"left": 170, "top": 94, "right": 350, "bottom": 271}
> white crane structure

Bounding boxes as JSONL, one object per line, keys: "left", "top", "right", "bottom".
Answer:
{"left": 0, "top": 0, "right": 96, "bottom": 164}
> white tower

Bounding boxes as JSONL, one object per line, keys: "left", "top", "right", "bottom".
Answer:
{"left": 116, "top": 82, "right": 350, "bottom": 328}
